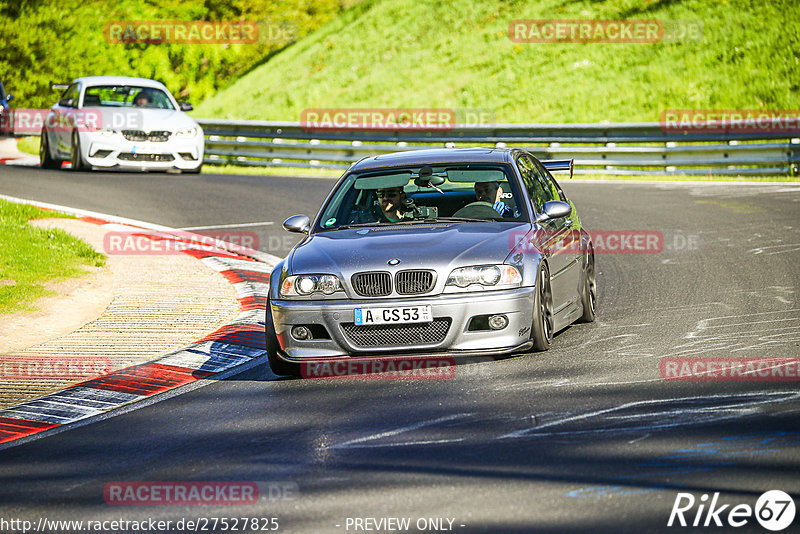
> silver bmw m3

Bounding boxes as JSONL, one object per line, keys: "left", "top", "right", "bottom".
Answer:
{"left": 266, "top": 148, "right": 596, "bottom": 376}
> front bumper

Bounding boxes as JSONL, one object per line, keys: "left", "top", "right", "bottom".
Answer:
{"left": 270, "top": 287, "right": 536, "bottom": 360}
{"left": 82, "top": 134, "right": 203, "bottom": 170}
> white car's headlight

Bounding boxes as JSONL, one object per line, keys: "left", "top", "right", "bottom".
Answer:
{"left": 175, "top": 127, "right": 198, "bottom": 138}
{"left": 445, "top": 265, "right": 522, "bottom": 291}
{"left": 280, "top": 274, "right": 343, "bottom": 298}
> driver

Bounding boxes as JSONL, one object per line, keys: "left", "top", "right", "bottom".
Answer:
{"left": 133, "top": 91, "right": 151, "bottom": 108}
{"left": 376, "top": 187, "right": 407, "bottom": 222}
{"left": 474, "top": 181, "right": 512, "bottom": 217}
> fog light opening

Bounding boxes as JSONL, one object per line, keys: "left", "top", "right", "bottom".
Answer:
{"left": 291, "top": 325, "right": 312, "bottom": 340}
{"left": 488, "top": 314, "right": 509, "bottom": 330}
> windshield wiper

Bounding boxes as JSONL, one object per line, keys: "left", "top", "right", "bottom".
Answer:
{"left": 420, "top": 216, "right": 492, "bottom": 223}
{"left": 325, "top": 217, "right": 493, "bottom": 231}
{"left": 378, "top": 217, "right": 494, "bottom": 225}
{"left": 323, "top": 222, "right": 394, "bottom": 231}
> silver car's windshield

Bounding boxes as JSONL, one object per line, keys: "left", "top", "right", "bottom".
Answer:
{"left": 316, "top": 165, "right": 527, "bottom": 231}
{"left": 82, "top": 85, "right": 175, "bottom": 110}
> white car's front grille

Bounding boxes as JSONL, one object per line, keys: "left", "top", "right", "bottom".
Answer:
{"left": 121, "top": 130, "right": 171, "bottom": 142}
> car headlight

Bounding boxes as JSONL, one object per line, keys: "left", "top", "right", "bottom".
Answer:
{"left": 445, "top": 265, "right": 522, "bottom": 291}
{"left": 175, "top": 127, "right": 198, "bottom": 138}
{"left": 280, "top": 274, "right": 343, "bottom": 298}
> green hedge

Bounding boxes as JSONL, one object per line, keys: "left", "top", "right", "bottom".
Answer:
{"left": 0, "top": 0, "right": 360, "bottom": 109}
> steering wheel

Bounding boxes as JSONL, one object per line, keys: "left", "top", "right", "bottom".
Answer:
{"left": 452, "top": 201, "right": 501, "bottom": 219}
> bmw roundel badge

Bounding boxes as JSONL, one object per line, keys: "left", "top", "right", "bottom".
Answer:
{"left": 388, "top": 258, "right": 401, "bottom": 266}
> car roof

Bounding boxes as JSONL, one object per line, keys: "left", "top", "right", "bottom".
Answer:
{"left": 349, "top": 148, "right": 516, "bottom": 172}
{"left": 72, "top": 76, "right": 169, "bottom": 91}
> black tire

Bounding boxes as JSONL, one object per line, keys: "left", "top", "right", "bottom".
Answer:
{"left": 265, "top": 299, "right": 301, "bottom": 377}
{"left": 39, "top": 129, "right": 62, "bottom": 169}
{"left": 70, "top": 131, "right": 86, "bottom": 171}
{"left": 531, "top": 263, "right": 554, "bottom": 351}
{"left": 183, "top": 163, "right": 203, "bottom": 174}
{"left": 579, "top": 249, "right": 597, "bottom": 323}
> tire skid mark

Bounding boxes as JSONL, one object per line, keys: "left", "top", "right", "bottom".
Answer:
{"left": 568, "top": 430, "right": 800, "bottom": 498}
{"left": 500, "top": 391, "right": 800, "bottom": 440}
{"left": 330, "top": 413, "right": 473, "bottom": 450}
{"left": 673, "top": 309, "right": 800, "bottom": 357}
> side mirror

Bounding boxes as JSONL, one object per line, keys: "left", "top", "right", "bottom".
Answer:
{"left": 283, "top": 214, "right": 311, "bottom": 233}
{"left": 179, "top": 102, "right": 193, "bottom": 112}
{"left": 58, "top": 97, "right": 74, "bottom": 108}
{"left": 5, "top": 94, "right": 13, "bottom": 103}
{"left": 534, "top": 200, "right": 572, "bottom": 224}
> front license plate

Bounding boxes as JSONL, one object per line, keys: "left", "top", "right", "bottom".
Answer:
{"left": 354, "top": 305, "right": 432, "bottom": 325}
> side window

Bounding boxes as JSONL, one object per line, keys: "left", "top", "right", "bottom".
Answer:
{"left": 58, "top": 83, "right": 80, "bottom": 108}
{"left": 534, "top": 160, "right": 566, "bottom": 202}
{"left": 518, "top": 155, "right": 551, "bottom": 213}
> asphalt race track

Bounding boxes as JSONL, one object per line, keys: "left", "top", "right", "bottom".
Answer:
{"left": 1, "top": 166, "right": 799, "bottom": 533}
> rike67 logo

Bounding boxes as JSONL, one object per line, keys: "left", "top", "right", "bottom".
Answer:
{"left": 668, "top": 490, "right": 796, "bottom": 531}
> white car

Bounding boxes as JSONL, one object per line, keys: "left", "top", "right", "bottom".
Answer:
{"left": 40, "top": 76, "right": 204, "bottom": 173}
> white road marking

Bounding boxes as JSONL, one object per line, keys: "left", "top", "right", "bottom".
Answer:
{"left": 178, "top": 221, "right": 275, "bottom": 230}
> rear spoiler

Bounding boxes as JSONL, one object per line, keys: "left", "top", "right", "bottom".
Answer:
{"left": 50, "top": 83, "right": 70, "bottom": 91}
{"left": 541, "top": 159, "right": 574, "bottom": 179}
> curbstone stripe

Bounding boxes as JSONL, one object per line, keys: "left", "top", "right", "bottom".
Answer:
{"left": 0, "top": 213, "right": 274, "bottom": 446}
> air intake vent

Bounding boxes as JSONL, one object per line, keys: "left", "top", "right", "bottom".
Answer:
{"left": 341, "top": 319, "right": 451, "bottom": 347}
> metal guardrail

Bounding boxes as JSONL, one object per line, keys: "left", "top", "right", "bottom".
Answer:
{"left": 198, "top": 119, "right": 800, "bottom": 176}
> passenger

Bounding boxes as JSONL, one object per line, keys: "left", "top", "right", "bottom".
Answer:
{"left": 474, "top": 181, "right": 512, "bottom": 217}
{"left": 376, "top": 187, "right": 407, "bottom": 222}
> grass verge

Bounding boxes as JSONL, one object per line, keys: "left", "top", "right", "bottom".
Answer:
{"left": 0, "top": 200, "right": 106, "bottom": 314}
{"left": 15, "top": 136, "right": 40, "bottom": 156}
{"left": 196, "top": 0, "right": 800, "bottom": 123}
